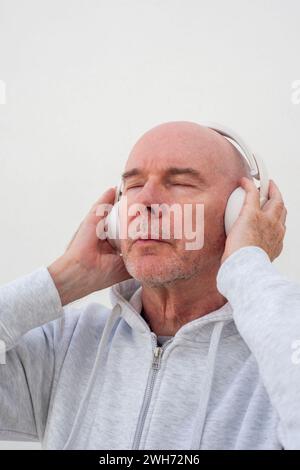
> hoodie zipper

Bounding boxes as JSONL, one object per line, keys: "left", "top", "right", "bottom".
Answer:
{"left": 131, "top": 333, "right": 173, "bottom": 450}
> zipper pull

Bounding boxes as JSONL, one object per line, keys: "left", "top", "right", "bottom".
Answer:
{"left": 152, "top": 346, "right": 162, "bottom": 370}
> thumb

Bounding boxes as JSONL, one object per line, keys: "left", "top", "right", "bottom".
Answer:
{"left": 89, "top": 187, "right": 117, "bottom": 216}
{"left": 85, "top": 187, "right": 117, "bottom": 227}
{"left": 239, "top": 177, "right": 260, "bottom": 211}
{"left": 65, "top": 187, "right": 117, "bottom": 251}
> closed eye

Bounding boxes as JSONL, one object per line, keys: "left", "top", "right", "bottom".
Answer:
{"left": 172, "top": 182, "right": 196, "bottom": 187}
{"left": 125, "top": 182, "right": 197, "bottom": 190}
{"left": 125, "top": 185, "right": 143, "bottom": 190}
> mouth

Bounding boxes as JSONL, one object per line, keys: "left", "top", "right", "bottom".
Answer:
{"left": 133, "top": 238, "right": 169, "bottom": 246}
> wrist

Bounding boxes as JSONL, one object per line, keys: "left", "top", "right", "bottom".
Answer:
{"left": 47, "top": 254, "right": 94, "bottom": 306}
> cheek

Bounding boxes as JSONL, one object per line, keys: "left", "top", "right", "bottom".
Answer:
{"left": 206, "top": 207, "right": 224, "bottom": 228}
{"left": 184, "top": 199, "right": 220, "bottom": 238}
{"left": 203, "top": 204, "right": 226, "bottom": 246}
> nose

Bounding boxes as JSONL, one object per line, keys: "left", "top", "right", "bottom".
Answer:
{"left": 132, "top": 179, "right": 168, "bottom": 207}
{"left": 123, "top": 180, "right": 168, "bottom": 230}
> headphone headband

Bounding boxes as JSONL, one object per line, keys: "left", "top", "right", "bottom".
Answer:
{"left": 200, "top": 121, "right": 269, "bottom": 204}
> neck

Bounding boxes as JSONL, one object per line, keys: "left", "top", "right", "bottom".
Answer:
{"left": 141, "top": 266, "right": 227, "bottom": 336}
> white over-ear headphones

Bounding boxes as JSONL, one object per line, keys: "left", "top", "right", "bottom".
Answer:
{"left": 104, "top": 122, "right": 269, "bottom": 251}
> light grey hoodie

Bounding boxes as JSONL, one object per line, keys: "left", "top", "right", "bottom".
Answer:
{"left": 0, "top": 245, "right": 300, "bottom": 450}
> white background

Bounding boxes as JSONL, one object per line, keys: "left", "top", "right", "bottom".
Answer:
{"left": 0, "top": 0, "right": 299, "bottom": 449}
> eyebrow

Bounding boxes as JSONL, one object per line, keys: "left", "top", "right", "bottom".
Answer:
{"left": 121, "top": 166, "right": 207, "bottom": 183}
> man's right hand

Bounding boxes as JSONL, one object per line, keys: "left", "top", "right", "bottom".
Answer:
{"left": 48, "top": 187, "right": 131, "bottom": 306}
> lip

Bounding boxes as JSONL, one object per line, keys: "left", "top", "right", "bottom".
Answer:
{"left": 133, "top": 239, "right": 167, "bottom": 245}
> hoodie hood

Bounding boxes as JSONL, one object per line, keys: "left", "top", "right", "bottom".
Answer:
{"left": 109, "top": 277, "right": 237, "bottom": 342}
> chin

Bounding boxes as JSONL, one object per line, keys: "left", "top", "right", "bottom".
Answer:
{"left": 127, "top": 257, "right": 160, "bottom": 276}
{"left": 124, "top": 254, "right": 189, "bottom": 287}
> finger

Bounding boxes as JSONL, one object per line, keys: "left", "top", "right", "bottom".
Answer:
{"left": 267, "top": 179, "right": 284, "bottom": 204}
{"left": 89, "top": 187, "right": 117, "bottom": 215}
{"left": 279, "top": 206, "right": 287, "bottom": 225}
{"left": 65, "top": 188, "right": 118, "bottom": 251}
{"left": 80, "top": 187, "right": 117, "bottom": 233}
{"left": 264, "top": 180, "right": 286, "bottom": 219}
{"left": 239, "top": 177, "right": 260, "bottom": 210}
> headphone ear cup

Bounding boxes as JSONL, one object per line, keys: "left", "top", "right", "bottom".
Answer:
{"left": 105, "top": 200, "right": 121, "bottom": 251}
{"left": 224, "top": 186, "right": 246, "bottom": 236}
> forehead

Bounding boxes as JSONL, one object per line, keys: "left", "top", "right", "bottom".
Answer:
{"left": 124, "top": 135, "right": 219, "bottom": 177}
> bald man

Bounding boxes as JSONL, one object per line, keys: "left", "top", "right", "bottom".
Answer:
{"left": 0, "top": 121, "right": 298, "bottom": 451}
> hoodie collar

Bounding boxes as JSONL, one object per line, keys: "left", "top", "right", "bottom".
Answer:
{"left": 109, "top": 278, "right": 238, "bottom": 342}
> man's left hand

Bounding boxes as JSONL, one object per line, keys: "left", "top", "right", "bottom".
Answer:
{"left": 221, "top": 178, "right": 287, "bottom": 265}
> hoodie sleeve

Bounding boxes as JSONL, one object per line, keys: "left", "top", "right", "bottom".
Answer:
{"left": 216, "top": 246, "right": 300, "bottom": 450}
{"left": 0, "top": 267, "right": 65, "bottom": 442}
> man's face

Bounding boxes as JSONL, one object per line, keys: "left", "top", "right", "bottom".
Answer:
{"left": 119, "top": 122, "right": 242, "bottom": 287}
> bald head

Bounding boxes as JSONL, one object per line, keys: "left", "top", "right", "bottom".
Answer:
{"left": 126, "top": 121, "right": 252, "bottom": 186}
